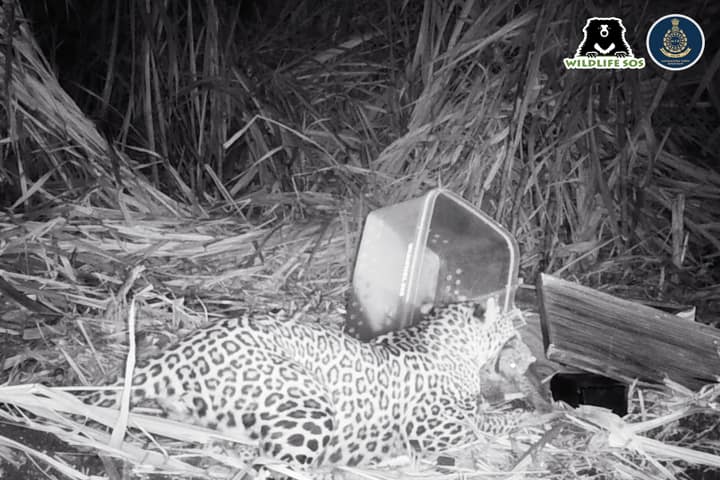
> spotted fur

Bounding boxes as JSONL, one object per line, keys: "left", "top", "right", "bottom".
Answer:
{"left": 82, "top": 300, "right": 518, "bottom": 471}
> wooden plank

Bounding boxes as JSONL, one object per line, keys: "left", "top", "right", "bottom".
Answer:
{"left": 537, "top": 273, "right": 720, "bottom": 390}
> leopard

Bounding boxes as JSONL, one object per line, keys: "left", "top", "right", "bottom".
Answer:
{"left": 476, "top": 335, "right": 551, "bottom": 431}
{"left": 80, "top": 298, "right": 522, "bottom": 475}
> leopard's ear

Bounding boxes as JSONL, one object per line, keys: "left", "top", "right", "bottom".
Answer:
{"left": 419, "top": 302, "right": 435, "bottom": 316}
{"left": 471, "top": 302, "right": 486, "bottom": 319}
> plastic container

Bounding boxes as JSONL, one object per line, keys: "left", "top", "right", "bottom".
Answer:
{"left": 346, "top": 188, "right": 519, "bottom": 340}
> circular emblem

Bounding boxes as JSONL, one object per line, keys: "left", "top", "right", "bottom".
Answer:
{"left": 647, "top": 14, "right": 704, "bottom": 70}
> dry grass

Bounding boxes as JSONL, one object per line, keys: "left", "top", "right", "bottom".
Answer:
{"left": 1, "top": 0, "right": 720, "bottom": 478}
{"left": 1, "top": 372, "right": 719, "bottom": 479}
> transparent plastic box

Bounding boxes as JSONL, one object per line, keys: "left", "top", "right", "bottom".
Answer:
{"left": 346, "top": 189, "right": 519, "bottom": 341}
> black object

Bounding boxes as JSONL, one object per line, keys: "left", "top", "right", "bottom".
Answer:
{"left": 550, "top": 373, "right": 628, "bottom": 417}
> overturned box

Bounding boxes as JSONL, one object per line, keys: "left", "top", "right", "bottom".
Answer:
{"left": 346, "top": 189, "right": 520, "bottom": 340}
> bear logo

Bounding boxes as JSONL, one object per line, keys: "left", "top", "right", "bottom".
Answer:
{"left": 575, "top": 17, "right": 634, "bottom": 58}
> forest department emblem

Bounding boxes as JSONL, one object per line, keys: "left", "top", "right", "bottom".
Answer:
{"left": 661, "top": 18, "right": 690, "bottom": 58}
{"left": 647, "top": 14, "right": 705, "bottom": 70}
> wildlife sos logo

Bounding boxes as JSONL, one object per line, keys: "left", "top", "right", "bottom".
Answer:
{"left": 646, "top": 15, "right": 705, "bottom": 70}
{"left": 564, "top": 17, "right": 645, "bottom": 69}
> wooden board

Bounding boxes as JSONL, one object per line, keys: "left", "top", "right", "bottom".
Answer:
{"left": 537, "top": 273, "right": 720, "bottom": 390}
